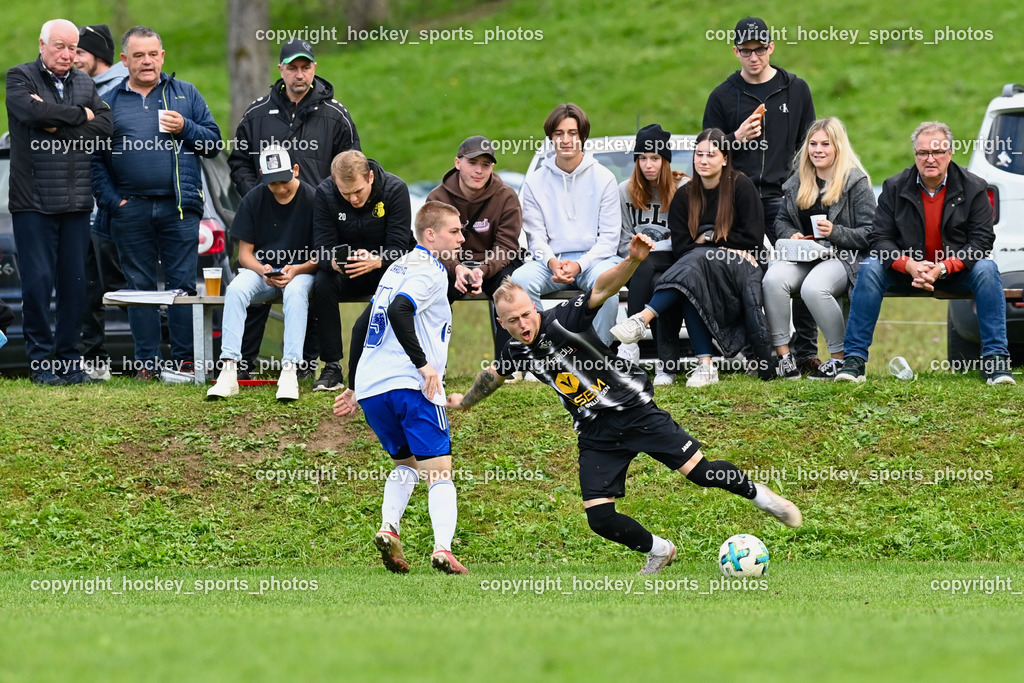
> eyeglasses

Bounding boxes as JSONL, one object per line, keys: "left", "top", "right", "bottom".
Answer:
{"left": 914, "top": 149, "right": 950, "bottom": 159}
{"left": 737, "top": 46, "right": 768, "bottom": 57}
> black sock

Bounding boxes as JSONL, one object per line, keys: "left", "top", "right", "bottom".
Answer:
{"left": 585, "top": 502, "right": 653, "bottom": 552}
{"left": 685, "top": 458, "right": 756, "bottom": 499}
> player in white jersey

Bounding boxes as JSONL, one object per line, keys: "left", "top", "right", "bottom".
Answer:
{"left": 333, "top": 201, "right": 469, "bottom": 574}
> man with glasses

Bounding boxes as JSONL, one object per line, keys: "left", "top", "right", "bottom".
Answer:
{"left": 836, "top": 122, "right": 1015, "bottom": 385}
{"left": 704, "top": 16, "right": 820, "bottom": 376}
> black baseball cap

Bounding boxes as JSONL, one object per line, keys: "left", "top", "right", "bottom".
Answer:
{"left": 457, "top": 135, "right": 497, "bottom": 163}
{"left": 734, "top": 17, "right": 771, "bottom": 45}
{"left": 280, "top": 38, "right": 315, "bottom": 64}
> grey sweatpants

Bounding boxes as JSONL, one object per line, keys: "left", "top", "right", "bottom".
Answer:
{"left": 762, "top": 259, "right": 849, "bottom": 354}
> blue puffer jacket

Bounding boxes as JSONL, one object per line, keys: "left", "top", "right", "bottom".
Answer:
{"left": 92, "top": 72, "right": 221, "bottom": 222}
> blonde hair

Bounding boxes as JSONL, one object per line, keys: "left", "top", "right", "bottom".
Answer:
{"left": 414, "top": 200, "right": 460, "bottom": 241}
{"left": 331, "top": 150, "right": 371, "bottom": 185}
{"left": 492, "top": 277, "right": 528, "bottom": 308}
{"left": 794, "top": 117, "right": 869, "bottom": 210}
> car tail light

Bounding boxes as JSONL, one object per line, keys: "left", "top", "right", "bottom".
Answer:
{"left": 198, "top": 218, "right": 226, "bottom": 255}
{"left": 987, "top": 185, "right": 1000, "bottom": 224}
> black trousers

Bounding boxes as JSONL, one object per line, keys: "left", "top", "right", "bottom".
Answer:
{"left": 312, "top": 268, "right": 383, "bottom": 363}
{"left": 81, "top": 231, "right": 127, "bottom": 361}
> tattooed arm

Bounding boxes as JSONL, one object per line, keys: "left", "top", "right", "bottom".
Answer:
{"left": 446, "top": 365, "right": 507, "bottom": 410}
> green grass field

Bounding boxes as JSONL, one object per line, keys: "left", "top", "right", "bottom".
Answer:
{"left": 2, "top": 563, "right": 1021, "bottom": 681}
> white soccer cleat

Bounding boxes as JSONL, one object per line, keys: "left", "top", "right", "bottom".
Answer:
{"left": 754, "top": 483, "right": 803, "bottom": 528}
{"left": 610, "top": 313, "right": 648, "bottom": 345}
{"left": 638, "top": 540, "right": 677, "bottom": 575}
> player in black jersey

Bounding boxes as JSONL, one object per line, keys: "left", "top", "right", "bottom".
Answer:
{"left": 447, "top": 233, "right": 802, "bottom": 574}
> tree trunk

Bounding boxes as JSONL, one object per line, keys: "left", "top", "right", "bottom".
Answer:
{"left": 227, "top": 0, "right": 270, "bottom": 130}
{"left": 346, "top": 0, "right": 390, "bottom": 32}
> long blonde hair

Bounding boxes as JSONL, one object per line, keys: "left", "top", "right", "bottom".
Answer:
{"left": 794, "top": 117, "right": 869, "bottom": 210}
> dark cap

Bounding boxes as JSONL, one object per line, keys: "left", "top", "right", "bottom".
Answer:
{"left": 734, "top": 17, "right": 771, "bottom": 45}
{"left": 633, "top": 124, "right": 672, "bottom": 162}
{"left": 280, "top": 38, "right": 315, "bottom": 64}
{"left": 78, "top": 24, "right": 115, "bottom": 66}
{"left": 259, "top": 145, "right": 295, "bottom": 185}
{"left": 457, "top": 135, "right": 497, "bottom": 163}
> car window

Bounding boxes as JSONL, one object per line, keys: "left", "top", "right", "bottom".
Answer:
{"left": 985, "top": 112, "right": 1024, "bottom": 176}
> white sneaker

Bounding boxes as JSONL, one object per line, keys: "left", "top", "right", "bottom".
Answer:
{"left": 276, "top": 362, "right": 299, "bottom": 402}
{"left": 685, "top": 362, "right": 719, "bottom": 388}
{"left": 638, "top": 540, "right": 677, "bottom": 575}
{"left": 653, "top": 371, "right": 675, "bottom": 386}
{"left": 754, "top": 482, "right": 803, "bottom": 528}
{"left": 84, "top": 360, "right": 111, "bottom": 382}
{"left": 206, "top": 360, "right": 238, "bottom": 399}
{"left": 610, "top": 313, "right": 648, "bottom": 345}
{"left": 617, "top": 342, "right": 640, "bottom": 364}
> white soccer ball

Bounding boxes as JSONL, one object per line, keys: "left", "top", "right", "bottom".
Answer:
{"left": 718, "top": 534, "right": 769, "bottom": 577}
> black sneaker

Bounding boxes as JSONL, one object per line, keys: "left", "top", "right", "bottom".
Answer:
{"left": 982, "top": 355, "right": 1016, "bottom": 385}
{"left": 61, "top": 369, "right": 94, "bottom": 385}
{"left": 312, "top": 363, "right": 344, "bottom": 392}
{"left": 135, "top": 367, "right": 161, "bottom": 381}
{"left": 834, "top": 356, "right": 866, "bottom": 382}
{"left": 808, "top": 358, "right": 844, "bottom": 380}
{"left": 297, "top": 362, "right": 316, "bottom": 381}
{"left": 776, "top": 354, "right": 801, "bottom": 380}
{"left": 30, "top": 370, "right": 65, "bottom": 386}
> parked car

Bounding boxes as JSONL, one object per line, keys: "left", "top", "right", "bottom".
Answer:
{"left": 521, "top": 134, "right": 698, "bottom": 363}
{"left": 0, "top": 133, "right": 240, "bottom": 375}
{"left": 954, "top": 83, "right": 1024, "bottom": 364}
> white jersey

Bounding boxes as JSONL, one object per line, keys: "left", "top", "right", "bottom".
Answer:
{"left": 355, "top": 245, "right": 452, "bottom": 405}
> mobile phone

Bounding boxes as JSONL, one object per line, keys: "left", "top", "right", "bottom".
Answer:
{"left": 267, "top": 267, "right": 284, "bottom": 277}
{"left": 332, "top": 244, "right": 352, "bottom": 265}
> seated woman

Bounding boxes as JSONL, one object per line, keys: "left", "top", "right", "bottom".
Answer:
{"left": 616, "top": 124, "right": 687, "bottom": 385}
{"left": 763, "top": 117, "right": 875, "bottom": 380}
{"left": 611, "top": 128, "right": 772, "bottom": 387}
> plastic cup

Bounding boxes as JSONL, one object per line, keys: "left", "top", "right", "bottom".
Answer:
{"left": 888, "top": 356, "right": 914, "bottom": 380}
{"left": 810, "top": 214, "right": 827, "bottom": 239}
{"left": 203, "top": 268, "right": 222, "bottom": 296}
{"left": 157, "top": 109, "right": 172, "bottom": 133}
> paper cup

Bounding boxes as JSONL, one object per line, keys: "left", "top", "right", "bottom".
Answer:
{"left": 157, "top": 109, "right": 172, "bottom": 133}
{"left": 810, "top": 214, "right": 827, "bottom": 239}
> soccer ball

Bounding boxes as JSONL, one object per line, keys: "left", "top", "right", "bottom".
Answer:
{"left": 718, "top": 534, "right": 769, "bottom": 577}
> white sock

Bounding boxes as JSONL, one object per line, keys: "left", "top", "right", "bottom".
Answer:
{"left": 650, "top": 534, "right": 671, "bottom": 556}
{"left": 427, "top": 479, "right": 457, "bottom": 552}
{"left": 381, "top": 465, "right": 418, "bottom": 531}
{"left": 751, "top": 482, "right": 772, "bottom": 510}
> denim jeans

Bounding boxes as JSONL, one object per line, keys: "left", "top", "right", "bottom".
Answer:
{"left": 844, "top": 257, "right": 1009, "bottom": 360}
{"left": 510, "top": 251, "right": 622, "bottom": 344}
{"left": 220, "top": 269, "right": 314, "bottom": 364}
{"left": 110, "top": 197, "right": 199, "bottom": 366}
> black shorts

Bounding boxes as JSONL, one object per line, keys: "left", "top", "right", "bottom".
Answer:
{"left": 576, "top": 402, "right": 702, "bottom": 501}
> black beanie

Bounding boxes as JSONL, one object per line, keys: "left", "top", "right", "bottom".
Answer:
{"left": 633, "top": 123, "right": 672, "bottom": 162}
{"left": 78, "top": 24, "right": 115, "bottom": 66}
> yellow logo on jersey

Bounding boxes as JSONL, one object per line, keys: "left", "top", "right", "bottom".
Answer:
{"left": 554, "top": 373, "right": 579, "bottom": 394}
{"left": 372, "top": 201, "right": 385, "bottom": 218}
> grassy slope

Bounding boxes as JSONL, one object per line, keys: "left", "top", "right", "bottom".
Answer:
{"left": 1, "top": 1, "right": 1021, "bottom": 181}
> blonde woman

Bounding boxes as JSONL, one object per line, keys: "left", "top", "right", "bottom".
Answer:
{"left": 762, "top": 117, "right": 876, "bottom": 380}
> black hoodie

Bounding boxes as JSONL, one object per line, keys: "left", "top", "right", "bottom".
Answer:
{"left": 228, "top": 75, "right": 360, "bottom": 196}
{"left": 703, "top": 66, "right": 815, "bottom": 200}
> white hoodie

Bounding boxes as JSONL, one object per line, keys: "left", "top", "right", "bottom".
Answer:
{"left": 520, "top": 151, "right": 620, "bottom": 273}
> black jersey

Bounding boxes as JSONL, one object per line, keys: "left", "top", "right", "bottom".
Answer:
{"left": 496, "top": 292, "right": 653, "bottom": 428}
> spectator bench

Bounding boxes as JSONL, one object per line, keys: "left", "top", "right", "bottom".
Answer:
{"left": 104, "top": 286, "right": 1023, "bottom": 385}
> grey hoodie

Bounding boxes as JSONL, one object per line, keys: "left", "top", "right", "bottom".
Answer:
{"left": 520, "top": 151, "right": 620, "bottom": 272}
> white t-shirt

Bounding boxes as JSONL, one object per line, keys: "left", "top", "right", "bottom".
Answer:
{"left": 355, "top": 245, "right": 452, "bottom": 405}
